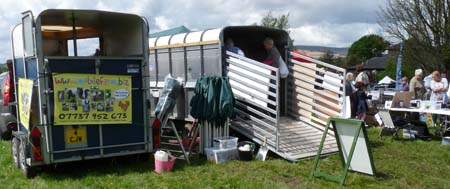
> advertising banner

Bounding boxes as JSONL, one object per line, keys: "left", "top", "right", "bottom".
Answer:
{"left": 53, "top": 73, "right": 132, "bottom": 125}
{"left": 18, "top": 78, "right": 34, "bottom": 130}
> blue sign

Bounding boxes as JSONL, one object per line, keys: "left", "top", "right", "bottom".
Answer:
{"left": 395, "top": 43, "right": 403, "bottom": 90}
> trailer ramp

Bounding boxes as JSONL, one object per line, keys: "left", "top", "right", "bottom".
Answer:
{"left": 226, "top": 51, "right": 346, "bottom": 161}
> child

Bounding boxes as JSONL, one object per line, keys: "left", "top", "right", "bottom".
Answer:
{"left": 355, "top": 82, "right": 370, "bottom": 121}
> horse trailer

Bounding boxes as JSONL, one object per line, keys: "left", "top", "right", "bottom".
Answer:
{"left": 10, "top": 9, "right": 151, "bottom": 177}
{"left": 149, "top": 26, "right": 347, "bottom": 161}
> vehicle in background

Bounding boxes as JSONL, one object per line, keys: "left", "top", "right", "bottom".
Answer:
{"left": 0, "top": 63, "right": 17, "bottom": 140}
{"left": 10, "top": 9, "right": 150, "bottom": 178}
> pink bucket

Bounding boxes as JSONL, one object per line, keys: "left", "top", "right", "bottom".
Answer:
{"left": 154, "top": 155, "right": 176, "bottom": 173}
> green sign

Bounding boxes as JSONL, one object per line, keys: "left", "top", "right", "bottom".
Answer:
{"left": 310, "top": 118, "right": 376, "bottom": 187}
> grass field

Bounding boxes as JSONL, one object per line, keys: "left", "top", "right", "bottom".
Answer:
{"left": 1, "top": 127, "right": 450, "bottom": 189}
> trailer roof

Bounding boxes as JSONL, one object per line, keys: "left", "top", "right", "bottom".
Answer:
{"left": 149, "top": 26, "right": 290, "bottom": 50}
{"left": 37, "top": 9, "right": 145, "bottom": 40}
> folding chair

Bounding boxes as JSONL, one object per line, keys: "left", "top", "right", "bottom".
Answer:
{"left": 378, "top": 109, "right": 413, "bottom": 140}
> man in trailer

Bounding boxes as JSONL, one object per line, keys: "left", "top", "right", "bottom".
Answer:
{"left": 263, "top": 37, "right": 281, "bottom": 68}
{"left": 225, "top": 38, "right": 245, "bottom": 56}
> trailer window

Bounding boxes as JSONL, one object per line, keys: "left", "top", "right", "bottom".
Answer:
{"left": 22, "top": 14, "right": 35, "bottom": 57}
{"left": 67, "top": 38, "right": 100, "bottom": 56}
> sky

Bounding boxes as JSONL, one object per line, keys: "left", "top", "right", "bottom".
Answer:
{"left": 0, "top": 0, "right": 387, "bottom": 63}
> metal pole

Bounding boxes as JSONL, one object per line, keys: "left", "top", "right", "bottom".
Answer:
{"left": 342, "top": 70, "right": 347, "bottom": 118}
{"left": 276, "top": 69, "right": 280, "bottom": 151}
{"left": 72, "top": 12, "right": 77, "bottom": 56}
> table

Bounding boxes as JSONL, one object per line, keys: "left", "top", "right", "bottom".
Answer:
{"left": 389, "top": 107, "right": 450, "bottom": 116}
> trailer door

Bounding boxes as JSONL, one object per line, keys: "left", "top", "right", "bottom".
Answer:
{"left": 47, "top": 58, "right": 148, "bottom": 162}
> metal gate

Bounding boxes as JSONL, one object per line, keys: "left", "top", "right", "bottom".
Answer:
{"left": 227, "top": 50, "right": 346, "bottom": 161}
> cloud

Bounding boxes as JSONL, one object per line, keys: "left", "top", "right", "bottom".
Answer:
{"left": 154, "top": 16, "right": 173, "bottom": 31}
{"left": 290, "top": 22, "right": 382, "bottom": 47}
{"left": 0, "top": 0, "right": 387, "bottom": 63}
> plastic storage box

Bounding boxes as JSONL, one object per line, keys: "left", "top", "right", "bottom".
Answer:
{"left": 402, "top": 129, "right": 418, "bottom": 139}
{"left": 213, "top": 136, "right": 238, "bottom": 149}
{"left": 420, "top": 101, "right": 442, "bottom": 110}
{"left": 205, "top": 147, "right": 238, "bottom": 164}
{"left": 442, "top": 137, "right": 450, "bottom": 145}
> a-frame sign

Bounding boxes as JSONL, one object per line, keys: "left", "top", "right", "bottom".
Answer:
{"left": 310, "top": 118, "right": 376, "bottom": 187}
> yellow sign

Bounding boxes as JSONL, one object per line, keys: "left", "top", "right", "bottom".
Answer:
{"left": 18, "top": 78, "right": 34, "bottom": 130}
{"left": 53, "top": 73, "right": 132, "bottom": 125}
{"left": 65, "top": 127, "right": 87, "bottom": 144}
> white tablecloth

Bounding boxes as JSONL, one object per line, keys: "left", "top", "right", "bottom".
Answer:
{"left": 389, "top": 107, "right": 450, "bottom": 116}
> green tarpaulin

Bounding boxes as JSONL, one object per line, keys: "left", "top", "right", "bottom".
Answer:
{"left": 190, "top": 76, "right": 234, "bottom": 126}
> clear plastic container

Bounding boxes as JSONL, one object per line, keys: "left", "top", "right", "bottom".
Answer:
{"left": 213, "top": 136, "right": 238, "bottom": 149}
{"left": 442, "top": 137, "right": 450, "bottom": 146}
{"left": 204, "top": 147, "right": 238, "bottom": 164}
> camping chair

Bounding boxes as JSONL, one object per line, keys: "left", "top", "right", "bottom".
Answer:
{"left": 435, "top": 114, "right": 450, "bottom": 137}
{"left": 378, "top": 109, "right": 413, "bottom": 140}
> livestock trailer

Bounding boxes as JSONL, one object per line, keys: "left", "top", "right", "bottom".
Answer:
{"left": 149, "top": 26, "right": 347, "bottom": 161}
{"left": 10, "top": 9, "right": 151, "bottom": 177}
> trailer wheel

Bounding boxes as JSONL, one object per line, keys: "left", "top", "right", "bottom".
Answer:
{"left": 11, "top": 137, "right": 20, "bottom": 168}
{"left": 19, "top": 142, "right": 35, "bottom": 178}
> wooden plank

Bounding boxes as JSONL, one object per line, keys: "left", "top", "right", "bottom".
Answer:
{"left": 279, "top": 139, "right": 337, "bottom": 150}
{"left": 293, "top": 91, "right": 341, "bottom": 111}
{"left": 279, "top": 132, "right": 335, "bottom": 143}
{"left": 289, "top": 148, "right": 338, "bottom": 158}
{"left": 280, "top": 145, "right": 338, "bottom": 154}
{"left": 290, "top": 146, "right": 339, "bottom": 154}
{"left": 278, "top": 124, "right": 316, "bottom": 131}
{"left": 278, "top": 135, "right": 336, "bottom": 146}
{"left": 279, "top": 140, "right": 336, "bottom": 151}
{"left": 281, "top": 142, "right": 337, "bottom": 150}
{"left": 279, "top": 126, "right": 318, "bottom": 134}
{"left": 291, "top": 64, "right": 315, "bottom": 122}
{"left": 280, "top": 127, "right": 315, "bottom": 134}
{"left": 279, "top": 129, "right": 322, "bottom": 137}
{"left": 294, "top": 96, "right": 340, "bottom": 117}
{"left": 296, "top": 111, "right": 328, "bottom": 126}
{"left": 315, "top": 90, "right": 341, "bottom": 113}
{"left": 279, "top": 144, "right": 338, "bottom": 154}
{"left": 291, "top": 66, "right": 343, "bottom": 88}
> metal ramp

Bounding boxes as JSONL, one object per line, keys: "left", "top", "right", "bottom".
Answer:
{"left": 226, "top": 51, "right": 346, "bottom": 161}
{"left": 231, "top": 117, "right": 338, "bottom": 161}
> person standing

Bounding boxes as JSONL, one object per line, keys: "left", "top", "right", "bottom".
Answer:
{"left": 355, "top": 64, "right": 369, "bottom": 86}
{"left": 345, "top": 73, "right": 357, "bottom": 118}
{"left": 355, "top": 82, "right": 370, "bottom": 121}
{"left": 409, "top": 69, "right": 426, "bottom": 100}
{"left": 423, "top": 73, "right": 433, "bottom": 100}
{"left": 263, "top": 37, "right": 281, "bottom": 68}
{"left": 401, "top": 77, "right": 409, "bottom": 91}
{"left": 430, "top": 71, "right": 447, "bottom": 103}
{"left": 225, "top": 38, "right": 245, "bottom": 56}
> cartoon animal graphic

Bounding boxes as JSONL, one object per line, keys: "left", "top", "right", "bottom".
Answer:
{"left": 21, "top": 93, "right": 30, "bottom": 115}
{"left": 118, "top": 101, "right": 130, "bottom": 111}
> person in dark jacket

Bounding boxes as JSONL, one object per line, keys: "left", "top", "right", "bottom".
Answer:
{"left": 355, "top": 82, "right": 371, "bottom": 121}
{"left": 263, "top": 37, "right": 281, "bottom": 68}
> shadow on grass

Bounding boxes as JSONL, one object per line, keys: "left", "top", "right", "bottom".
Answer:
{"left": 369, "top": 140, "right": 385, "bottom": 148}
{"left": 38, "top": 153, "right": 208, "bottom": 181}
{"left": 375, "top": 172, "right": 393, "bottom": 181}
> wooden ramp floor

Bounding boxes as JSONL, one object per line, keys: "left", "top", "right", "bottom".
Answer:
{"left": 230, "top": 117, "right": 338, "bottom": 161}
